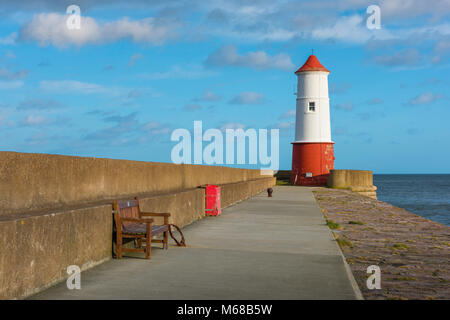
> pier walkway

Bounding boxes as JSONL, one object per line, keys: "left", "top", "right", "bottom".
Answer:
{"left": 30, "top": 186, "right": 361, "bottom": 300}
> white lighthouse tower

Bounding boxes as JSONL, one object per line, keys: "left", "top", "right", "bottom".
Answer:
{"left": 291, "top": 54, "right": 335, "bottom": 185}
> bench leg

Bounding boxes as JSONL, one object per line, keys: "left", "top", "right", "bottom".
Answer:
{"left": 164, "top": 231, "right": 168, "bottom": 250}
{"left": 145, "top": 227, "right": 152, "bottom": 259}
{"left": 116, "top": 234, "right": 123, "bottom": 259}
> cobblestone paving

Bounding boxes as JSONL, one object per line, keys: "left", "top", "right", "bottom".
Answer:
{"left": 313, "top": 188, "right": 450, "bottom": 300}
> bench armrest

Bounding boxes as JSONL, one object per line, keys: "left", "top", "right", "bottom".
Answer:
{"left": 121, "top": 218, "right": 154, "bottom": 224}
{"left": 141, "top": 212, "right": 171, "bottom": 217}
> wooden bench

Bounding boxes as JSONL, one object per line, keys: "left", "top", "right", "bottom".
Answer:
{"left": 113, "top": 197, "right": 170, "bottom": 259}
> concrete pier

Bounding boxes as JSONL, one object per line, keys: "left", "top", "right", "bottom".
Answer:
{"left": 30, "top": 186, "right": 361, "bottom": 300}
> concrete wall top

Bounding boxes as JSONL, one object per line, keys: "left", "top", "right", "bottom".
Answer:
{"left": 0, "top": 151, "right": 271, "bottom": 216}
{"left": 327, "top": 169, "right": 374, "bottom": 189}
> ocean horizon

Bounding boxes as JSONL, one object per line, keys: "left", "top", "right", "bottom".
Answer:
{"left": 373, "top": 174, "right": 450, "bottom": 226}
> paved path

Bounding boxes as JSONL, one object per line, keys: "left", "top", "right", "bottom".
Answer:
{"left": 30, "top": 186, "right": 361, "bottom": 300}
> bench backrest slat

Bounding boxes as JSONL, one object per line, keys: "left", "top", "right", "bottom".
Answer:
{"left": 116, "top": 199, "right": 139, "bottom": 209}
{"left": 113, "top": 198, "right": 142, "bottom": 228}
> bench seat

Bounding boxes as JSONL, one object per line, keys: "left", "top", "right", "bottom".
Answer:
{"left": 123, "top": 224, "right": 168, "bottom": 235}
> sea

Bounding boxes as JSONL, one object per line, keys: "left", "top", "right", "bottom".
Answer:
{"left": 373, "top": 174, "right": 450, "bottom": 226}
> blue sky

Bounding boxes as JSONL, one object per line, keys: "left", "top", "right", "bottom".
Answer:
{"left": 0, "top": 0, "right": 449, "bottom": 173}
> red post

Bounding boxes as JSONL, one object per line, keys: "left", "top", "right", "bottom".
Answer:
{"left": 205, "top": 185, "right": 221, "bottom": 216}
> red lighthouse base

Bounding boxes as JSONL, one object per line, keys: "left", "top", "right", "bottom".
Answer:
{"left": 290, "top": 142, "right": 335, "bottom": 186}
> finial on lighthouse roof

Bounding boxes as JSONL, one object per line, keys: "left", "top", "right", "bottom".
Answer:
{"left": 295, "top": 54, "right": 330, "bottom": 74}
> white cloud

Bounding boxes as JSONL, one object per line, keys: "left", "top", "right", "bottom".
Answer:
{"left": 409, "top": 92, "right": 443, "bottom": 105}
{"left": 0, "top": 108, "right": 15, "bottom": 128}
{"left": 200, "top": 1, "right": 449, "bottom": 43}
{"left": 84, "top": 112, "right": 172, "bottom": 146}
{"left": 128, "top": 53, "right": 145, "bottom": 67}
{"left": 103, "top": 17, "right": 176, "bottom": 44}
{"left": 194, "top": 90, "right": 221, "bottom": 102}
{"left": 329, "top": 82, "right": 351, "bottom": 94}
{"left": 19, "top": 13, "right": 177, "bottom": 47}
{"left": 141, "top": 120, "right": 172, "bottom": 136}
{"left": 17, "top": 99, "right": 64, "bottom": 111}
{"left": 273, "top": 121, "right": 294, "bottom": 130}
{"left": 0, "top": 80, "right": 24, "bottom": 89}
{"left": 434, "top": 39, "right": 450, "bottom": 53}
{"left": 138, "top": 65, "right": 218, "bottom": 80}
{"left": 312, "top": 15, "right": 388, "bottom": 44}
{"left": 379, "top": 0, "right": 450, "bottom": 21}
{"left": 184, "top": 104, "right": 202, "bottom": 111}
{"left": 230, "top": 92, "right": 264, "bottom": 105}
{"left": 367, "top": 97, "right": 383, "bottom": 105}
{"left": 0, "top": 32, "right": 17, "bottom": 45}
{"left": 333, "top": 127, "right": 348, "bottom": 136}
{"left": 214, "top": 27, "right": 297, "bottom": 42}
{"left": 403, "top": 23, "right": 450, "bottom": 38}
{"left": 20, "top": 13, "right": 101, "bottom": 47}
{"left": 334, "top": 102, "right": 354, "bottom": 111}
{"left": 20, "top": 114, "right": 51, "bottom": 126}
{"left": 279, "top": 109, "right": 296, "bottom": 119}
{"left": 372, "top": 49, "right": 422, "bottom": 67}
{"left": 220, "top": 122, "right": 246, "bottom": 131}
{"left": 39, "top": 80, "right": 112, "bottom": 94}
{"left": 0, "top": 67, "right": 28, "bottom": 80}
{"left": 7, "top": 1, "right": 450, "bottom": 49}
{"left": 206, "top": 45, "right": 294, "bottom": 71}
{"left": 5, "top": 50, "right": 16, "bottom": 59}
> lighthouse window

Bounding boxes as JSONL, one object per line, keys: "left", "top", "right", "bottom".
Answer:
{"left": 309, "top": 102, "right": 316, "bottom": 112}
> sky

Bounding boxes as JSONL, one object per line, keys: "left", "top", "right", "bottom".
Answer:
{"left": 0, "top": 0, "right": 449, "bottom": 173}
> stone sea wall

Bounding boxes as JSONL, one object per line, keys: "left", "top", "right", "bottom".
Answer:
{"left": 0, "top": 152, "right": 275, "bottom": 299}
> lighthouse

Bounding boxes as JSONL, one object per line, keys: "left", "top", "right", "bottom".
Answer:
{"left": 291, "top": 54, "right": 334, "bottom": 186}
